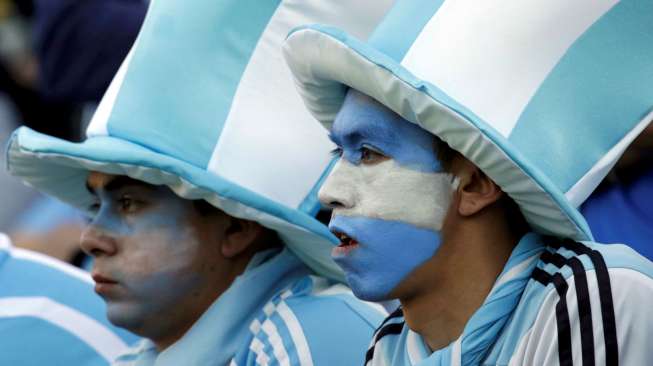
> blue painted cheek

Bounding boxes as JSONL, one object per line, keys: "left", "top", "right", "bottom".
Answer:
{"left": 89, "top": 207, "right": 131, "bottom": 236}
{"left": 329, "top": 215, "right": 441, "bottom": 301}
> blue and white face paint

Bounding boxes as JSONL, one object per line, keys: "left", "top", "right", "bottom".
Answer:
{"left": 81, "top": 174, "right": 229, "bottom": 337}
{"left": 319, "top": 89, "right": 458, "bottom": 301}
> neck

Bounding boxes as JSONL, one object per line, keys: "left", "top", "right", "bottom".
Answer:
{"left": 149, "top": 252, "right": 255, "bottom": 352}
{"left": 397, "top": 207, "right": 521, "bottom": 352}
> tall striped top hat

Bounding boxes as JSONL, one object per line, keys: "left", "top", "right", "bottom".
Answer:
{"left": 284, "top": 0, "right": 653, "bottom": 240}
{"left": 6, "top": 0, "right": 394, "bottom": 280}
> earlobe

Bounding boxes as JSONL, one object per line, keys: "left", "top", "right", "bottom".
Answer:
{"left": 456, "top": 165, "right": 503, "bottom": 217}
{"left": 220, "top": 218, "right": 263, "bottom": 259}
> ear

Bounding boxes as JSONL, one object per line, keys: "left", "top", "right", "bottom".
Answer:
{"left": 452, "top": 158, "right": 503, "bottom": 217}
{"left": 220, "top": 218, "right": 265, "bottom": 258}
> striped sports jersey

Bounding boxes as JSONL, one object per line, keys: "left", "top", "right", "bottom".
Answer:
{"left": 114, "top": 247, "right": 386, "bottom": 366}
{"left": 365, "top": 233, "right": 653, "bottom": 365}
{"left": 0, "top": 233, "right": 138, "bottom": 365}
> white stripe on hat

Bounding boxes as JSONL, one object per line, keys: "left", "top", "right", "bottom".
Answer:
{"left": 86, "top": 46, "right": 137, "bottom": 138}
{"left": 0, "top": 297, "right": 128, "bottom": 362}
{"left": 208, "top": 0, "right": 389, "bottom": 209}
{"left": 400, "top": 0, "right": 617, "bottom": 137}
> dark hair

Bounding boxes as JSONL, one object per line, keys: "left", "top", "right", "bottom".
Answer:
{"left": 435, "top": 137, "right": 459, "bottom": 172}
{"left": 192, "top": 199, "right": 284, "bottom": 250}
{"left": 192, "top": 199, "right": 222, "bottom": 216}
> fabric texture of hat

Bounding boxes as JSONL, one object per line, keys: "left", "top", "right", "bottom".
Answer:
{"left": 283, "top": 0, "right": 653, "bottom": 241}
{"left": 6, "top": 0, "right": 395, "bottom": 281}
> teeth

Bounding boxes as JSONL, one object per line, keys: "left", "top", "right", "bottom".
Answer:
{"left": 333, "top": 231, "right": 357, "bottom": 247}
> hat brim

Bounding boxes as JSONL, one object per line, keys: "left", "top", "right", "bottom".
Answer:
{"left": 283, "top": 25, "right": 592, "bottom": 241}
{"left": 7, "top": 126, "right": 344, "bottom": 281}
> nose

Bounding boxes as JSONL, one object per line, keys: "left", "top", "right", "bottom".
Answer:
{"left": 80, "top": 224, "right": 118, "bottom": 257}
{"left": 318, "top": 160, "right": 356, "bottom": 210}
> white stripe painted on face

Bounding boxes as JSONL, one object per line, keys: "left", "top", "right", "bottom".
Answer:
{"left": 319, "top": 158, "right": 456, "bottom": 232}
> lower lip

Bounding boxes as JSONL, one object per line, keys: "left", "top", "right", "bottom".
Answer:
{"left": 94, "top": 282, "right": 119, "bottom": 295}
{"left": 332, "top": 242, "right": 359, "bottom": 256}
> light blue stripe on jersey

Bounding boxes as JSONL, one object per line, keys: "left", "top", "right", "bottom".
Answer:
{"left": 0, "top": 244, "right": 138, "bottom": 365}
{"left": 0, "top": 318, "right": 103, "bottom": 365}
{"left": 368, "top": 0, "right": 446, "bottom": 62}
{"left": 106, "top": 0, "right": 282, "bottom": 168}
{"left": 0, "top": 250, "right": 103, "bottom": 320}
{"left": 509, "top": 0, "right": 653, "bottom": 193}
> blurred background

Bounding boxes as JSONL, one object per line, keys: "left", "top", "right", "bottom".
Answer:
{"left": 0, "top": 0, "right": 650, "bottom": 268}
{"left": 0, "top": 0, "right": 146, "bottom": 266}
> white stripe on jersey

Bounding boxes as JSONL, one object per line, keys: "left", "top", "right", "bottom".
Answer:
{"left": 250, "top": 337, "right": 270, "bottom": 365}
{"left": 261, "top": 318, "right": 291, "bottom": 366}
{"left": 276, "top": 300, "right": 314, "bottom": 366}
{"left": 9, "top": 248, "right": 93, "bottom": 284}
{"left": 0, "top": 296, "right": 128, "bottom": 361}
{"left": 0, "top": 235, "right": 92, "bottom": 284}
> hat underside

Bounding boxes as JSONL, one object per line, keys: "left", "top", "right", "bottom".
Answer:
{"left": 7, "top": 127, "right": 344, "bottom": 282}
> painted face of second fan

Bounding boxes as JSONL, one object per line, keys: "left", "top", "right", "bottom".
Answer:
{"left": 319, "top": 89, "right": 457, "bottom": 301}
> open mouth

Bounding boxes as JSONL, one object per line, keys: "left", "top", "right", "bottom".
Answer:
{"left": 332, "top": 230, "right": 360, "bottom": 249}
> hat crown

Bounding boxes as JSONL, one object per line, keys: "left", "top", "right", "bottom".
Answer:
{"left": 87, "top": 0, "right": 394, "bottom": 211}
{"left": 366, "top": 0, "right": 653, "bottom": 207}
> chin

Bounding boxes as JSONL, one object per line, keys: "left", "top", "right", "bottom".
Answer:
{"left": 105, "top": 301, "right": 149, "bottom": 334}
{"left": 347, "top": 274, "right": 393, "bottom": 302}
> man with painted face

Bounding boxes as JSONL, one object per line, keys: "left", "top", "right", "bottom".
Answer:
{"left": 6, "top": 0, "right": 394, "bottom": 364}
{"left": 284, "top": 1, "right": 653, "bottom": 365}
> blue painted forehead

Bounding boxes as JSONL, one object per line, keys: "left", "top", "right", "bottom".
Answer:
{"left": 331, "top": 89, "right": 434, "bottom": 144}
{"left": 331, "top": 89, "right": 443, "bottom": 172}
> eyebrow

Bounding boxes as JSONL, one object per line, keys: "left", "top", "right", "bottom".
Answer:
{"left": 86, "top": 176, "right": 155, "bottom": 195}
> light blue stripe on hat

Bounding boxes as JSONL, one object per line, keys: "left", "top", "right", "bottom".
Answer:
{"left": 510, "top": 0, "right": 653, "bottom": 194}
{"left": 106, "top": 0, "right": 281, "bottom": 169}
{"left": 368, "top": 0, "right": 446, "bottom": 62}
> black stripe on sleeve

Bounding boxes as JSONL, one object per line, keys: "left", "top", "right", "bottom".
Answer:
{"left": 560, "top": 239, "right": 618, "bottom": 365}
{"left": 540, "top": 250, "right": 596, "bottom": 366}
{"left": 531, "top": 267, "right": 573, "bottom": 366}
{"left": 567, "top": 256, "right": 595, "bottom": 366}
{"left": 365, "top": 322, "right": 404, "bottom": 365}
{"left": 551, "top": 273, "right": 573, "bottom": 366}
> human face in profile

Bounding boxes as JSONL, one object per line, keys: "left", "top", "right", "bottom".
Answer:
{"left": 320, "top": 89, "right": 457, "bottom": 301}
{"left": 81, "top": 172, "right": 231, "bottom": 349}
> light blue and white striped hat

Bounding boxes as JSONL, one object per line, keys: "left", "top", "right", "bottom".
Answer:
{"left": 6, "top": 0, "right": 394, "bottom": 281}
{"left": 284, "top": 0, "right": 653, "bottom": 241}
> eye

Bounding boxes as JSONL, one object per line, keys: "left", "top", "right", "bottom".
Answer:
{"left": 360, "top": 145, "right": 388, "bottom": 165}
{"left": 330, "top": 147, "right": 343, "bottom": 157}
{"left": 117, "top": 195, "right": 139, "bottom": 213}
{"left": 88, "top": 202, "right": 100, "bottom": 212}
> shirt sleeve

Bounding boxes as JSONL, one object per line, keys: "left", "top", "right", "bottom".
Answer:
{"left": 509, "top": 267, "right": 653, "bottom": 365}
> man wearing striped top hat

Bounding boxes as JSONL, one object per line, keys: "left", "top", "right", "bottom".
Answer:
{"left": 283, "top": 0, "right": 653, "bottom": 364}
{"left": 5, "top": 0, "right": 395, "bottom": 364}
